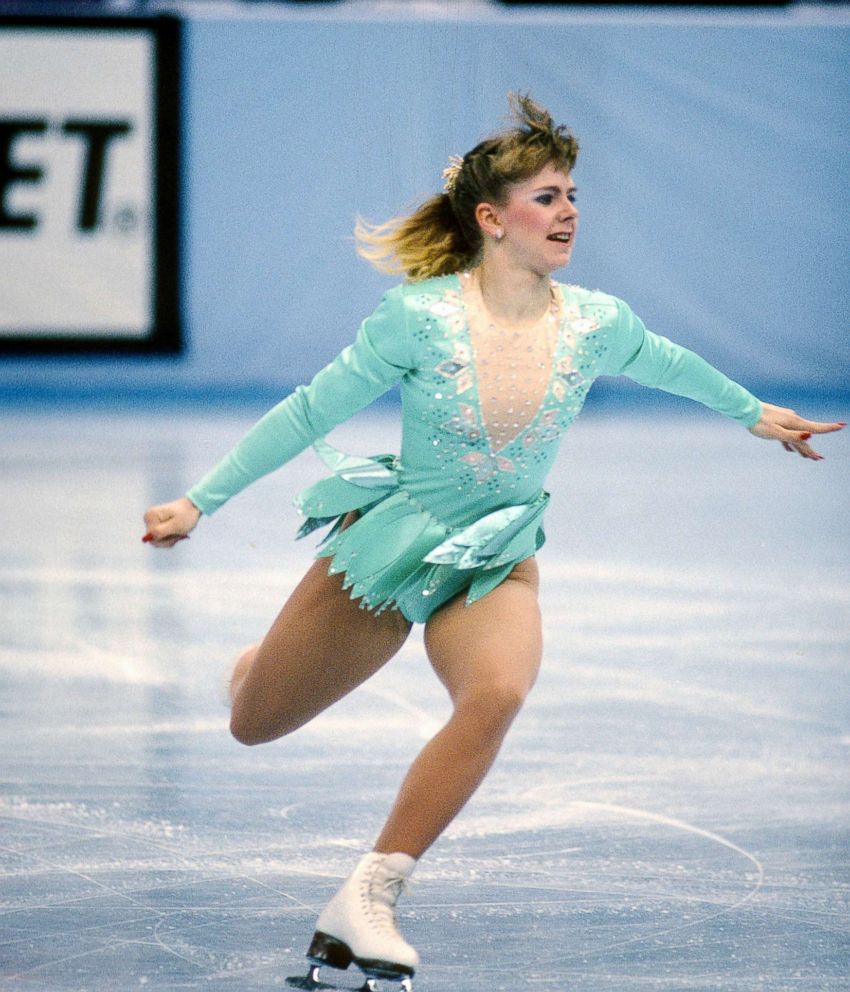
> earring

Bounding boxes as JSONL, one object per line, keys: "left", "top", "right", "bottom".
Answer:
{"left": 494, "top": 229, "right": 504, "bottom": 241}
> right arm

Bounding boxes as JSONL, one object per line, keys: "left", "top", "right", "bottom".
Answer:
{"left": 142, "top": 288, "right": 412, "bottom": 546}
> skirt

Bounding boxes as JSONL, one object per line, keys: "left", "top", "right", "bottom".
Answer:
{"left": 293, "top": 440, "right": 548, "bottom": 624}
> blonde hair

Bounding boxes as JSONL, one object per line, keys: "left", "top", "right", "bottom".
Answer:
{"left": 355, "top": 93, "right": 579, "bottom": 282}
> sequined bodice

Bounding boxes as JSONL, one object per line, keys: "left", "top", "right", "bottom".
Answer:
{"left": 460, "top": 272, "right": 562, "bottom": 454}
{"left": 394, "top": 274, "right": 599, "bottom": 527}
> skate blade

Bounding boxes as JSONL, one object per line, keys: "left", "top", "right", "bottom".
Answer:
{"left": 286, "top": 968, "right": 411, "bottom": 992}
{"left": 285, "top": 967, "right": 332, "bottom": 990}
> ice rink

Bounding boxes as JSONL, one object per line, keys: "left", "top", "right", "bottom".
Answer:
{"left": 1, "top": 404, "right": 848, "bottom": 991}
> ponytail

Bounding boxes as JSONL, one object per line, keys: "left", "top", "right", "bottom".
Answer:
{"left": 355, "top": 193, "right": 479, "bottom": 282}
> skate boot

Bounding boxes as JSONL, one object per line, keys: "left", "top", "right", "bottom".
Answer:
{"left": 288, "top": 852, "right": 418, "bottom": 991}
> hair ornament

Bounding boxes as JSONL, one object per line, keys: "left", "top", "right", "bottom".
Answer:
{"left": 441, "top": 155, "right": 464, "bottom": 196}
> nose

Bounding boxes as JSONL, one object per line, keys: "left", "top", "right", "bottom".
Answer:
{"left": 560, "top": 198, "right": 578, "bottom": 219}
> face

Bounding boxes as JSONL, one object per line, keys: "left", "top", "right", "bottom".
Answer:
{"left": 486, "top": 164, "right": 579, "bottom": 275}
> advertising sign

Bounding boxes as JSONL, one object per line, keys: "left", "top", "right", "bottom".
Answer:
{"left": 0, "top": 16, "right": 180, "bottom": 352}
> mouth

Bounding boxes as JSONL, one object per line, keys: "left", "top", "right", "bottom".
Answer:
{"left": 547, "top": 231, "right": 573, "bottom": 244}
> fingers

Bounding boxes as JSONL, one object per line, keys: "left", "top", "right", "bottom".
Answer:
{"left": 777, "top": 432, "right": 824, "bottom": 461}
{"left": 142, "top": 500, "right": 196, "bottom": 548}
{"left": 143, "top": 505, "right": 171, "bottom": 532}
{"left": 772, "top": 428, "right": 818, "bottom": 460}
{"left": 788, "top": 419, "right": 846, "bottom": 435}
{"left": 756, "top": 403, "right": 845, "bottom": 432}
{"left": 790, "top": 441, "right": 823, "bottom": 462}
{"left": 773, "top": 416, "right": 844, "bottom": 441}
{"left": 142, "top": 530, "right": 189, "bottom": 547}
{"left": 142, "top": 506, "right": 173, "bottom": 546}
{"left": 752, "top": 404, "right": 844, "bottom": 460}
{"left": 776, "top": 407, "right": 845, "bottom": 437}
{"left": 781, "top": 421, "right": 845, "bottom": 460}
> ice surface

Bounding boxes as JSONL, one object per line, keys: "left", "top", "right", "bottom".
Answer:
{"left": 1, "top": 406, "right": 848, "bottom": 991}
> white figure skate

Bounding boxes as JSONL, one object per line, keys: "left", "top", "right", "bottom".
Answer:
{"left": 287, "top": 852, "right": 418, "bottom": 992}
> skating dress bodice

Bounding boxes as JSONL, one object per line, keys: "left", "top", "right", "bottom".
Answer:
{"left": 187, "top": 273, "right": 762, "bottom": 621}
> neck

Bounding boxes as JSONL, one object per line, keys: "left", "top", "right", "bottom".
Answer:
{"left": 472, "top": 256, "right": 554, "bottom": 325}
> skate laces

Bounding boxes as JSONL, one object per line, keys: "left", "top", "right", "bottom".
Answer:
{"left": 383, "top": 875, "right": 412, "bottom": 903}
{"left": 360, "top": 862, "right": 411, "bottom": 935}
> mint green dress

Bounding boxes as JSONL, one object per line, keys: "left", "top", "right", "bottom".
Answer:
{"left": 186, "top": 274, "right": 762, "bottom": 623}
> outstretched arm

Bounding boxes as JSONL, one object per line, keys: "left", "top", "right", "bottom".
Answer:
{"left": 601, "top": 298, "right": 845, "bottom": 459}
{"left": 747, "top": 403, "right": 845, "bottom": 461}
{"left": 141, "top": 287, "right": 413, "bottom": 548}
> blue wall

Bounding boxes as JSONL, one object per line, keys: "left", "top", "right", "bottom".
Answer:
{"left": 3, "top": 5, "right": 848, "bottom": 405}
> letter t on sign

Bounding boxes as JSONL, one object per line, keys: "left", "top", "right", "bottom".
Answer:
{"left": 62, "top": 119, "right": 133, "bottom": 232}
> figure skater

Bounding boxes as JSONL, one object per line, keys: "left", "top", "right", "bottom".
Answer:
{"left": 143, "top": 94, "right": 843, "bottom": 989}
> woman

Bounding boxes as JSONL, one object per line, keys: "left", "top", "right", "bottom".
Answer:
{"left": 143, "top": 95, "right": 842, "bottom": 989}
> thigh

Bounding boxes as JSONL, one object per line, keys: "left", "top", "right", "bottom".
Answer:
{"left": 423, "top": 557, "right": 543, "bottom": 705}
{"left": 232, "top": 522, "right": 413, "bottom": 742}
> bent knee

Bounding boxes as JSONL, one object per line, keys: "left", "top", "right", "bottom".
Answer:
{"left": 229, "top": 707, "right": 302, "bottom": 747}
{"left": 457, "top": 677, "right": 535, "bottom": 729}
{"left": 229, "top": 712, "right": 272, "bottom": 746}
{"left": 230, "top": 721, "right": 260, "bottom": 747}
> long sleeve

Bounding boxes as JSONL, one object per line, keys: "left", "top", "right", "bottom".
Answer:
{"left": 187, "top": 288, "right": 412, "bottom": 515}
{"left": 599, "top": 297, "right": 763, "bottom": 427}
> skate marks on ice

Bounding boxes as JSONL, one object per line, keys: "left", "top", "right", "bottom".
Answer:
{"left": 0, "top": 795, "right": 319, "bottom": 988}
{"left": 483, "top": 800, "right": 764, "bottom": 962}
{"left": 413, "top": 799, "right": 767, "bottom": 980}
{"left": 0, "top": 791, "right": 760, "bottom": 991}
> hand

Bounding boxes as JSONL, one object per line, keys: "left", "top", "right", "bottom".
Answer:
{"left": 748, "top": 403, "right": 845, "bottom": 461}
{"left": 143, "top": 497, "right": 201, "bottom": 548}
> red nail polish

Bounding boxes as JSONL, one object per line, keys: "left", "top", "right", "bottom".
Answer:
{"left": 800, "top": 432, "right": 812, "bottom": 440}
{"left": 142, "top": 532, "right": 154, "bottom": 543}
{"left": 837, "top": 422, "right": 847, "bottom": 427}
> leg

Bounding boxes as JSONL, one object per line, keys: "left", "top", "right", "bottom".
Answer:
{"left": 229, "top": 518, "right": 412, "bottom": 745}
{"left": 373, "top": 557, "right": 542, "bottom": 858}
{"left": 293, "top": 561, "right": 542, "bottom": 982}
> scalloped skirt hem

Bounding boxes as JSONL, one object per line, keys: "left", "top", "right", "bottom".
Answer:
{"left": 292, "top": 442, "right": 547, "bottom": 624}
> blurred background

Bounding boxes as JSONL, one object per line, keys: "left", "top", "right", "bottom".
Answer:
{"left": 1, "top": 0, "right": 847, "bottom": 408}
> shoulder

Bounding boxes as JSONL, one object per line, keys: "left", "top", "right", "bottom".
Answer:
{"left": 555, "top": 282, "right": 625, "bottom": 320}
{"left": 396, "top": 274, "right": 462, "bottom": 309}
{"left": 554, "top": 283, "right": 648, "bottom": 373}
{"left": 361, "top": 277, "right": 461, "bottom": 368}
{"left": 394, "top": 275, "right": 467, "bottom": 344}
{"left": 556, "top": 282, "right": 646, "bottom": 341}
{"left": 400, "top": 273, "right": 460, "bottom": 294}
{"left": 367, "top": 275, "right": 462, "bottom": 318}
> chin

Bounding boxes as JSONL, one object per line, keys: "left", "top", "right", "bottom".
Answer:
{"left": 547, "top": 247, "right": 573, "bottom": 267}
{"left": 545, "top": 256, "right": 572, "bottom": 275}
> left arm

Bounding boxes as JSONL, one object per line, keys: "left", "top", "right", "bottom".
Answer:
{"left": 602, "top": 299, "right": 844, "bottom": 460}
